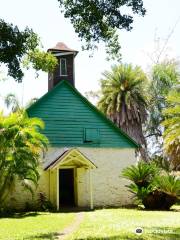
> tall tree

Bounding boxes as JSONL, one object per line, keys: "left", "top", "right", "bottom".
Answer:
{"left": 146, "top": 61, "right": 180, "bottom": 155}
{"left": 0, "top": 111, "right": 48, "bottom": 205}
{"left": 58, "top": 0, "right": 146, "bottom": 60}
{"left": 162, "top": 88, "right": 180, "bottom": 170}
{"left": 0, "top": 19, "right": 57, "bottom": 82}
{"left": 97, "top": 64, "right": 148, "bottom": 159}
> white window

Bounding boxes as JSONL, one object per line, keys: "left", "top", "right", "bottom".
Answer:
{"left": 60, "top": 58, "right": 67, "bottom": 76}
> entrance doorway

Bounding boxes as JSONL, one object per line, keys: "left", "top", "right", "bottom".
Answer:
{"left": 59, "top": 169, "right": 75, "bottom": 207}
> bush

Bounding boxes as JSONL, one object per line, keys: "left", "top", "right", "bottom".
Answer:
{"left": 122, "top": 161, "right": 158, "bottom": 188}
{"left": 122, "top": 161, "right": 180, "bottom": 210}
{"left": 37, "top": 192, "right": 54, "bottom": 211}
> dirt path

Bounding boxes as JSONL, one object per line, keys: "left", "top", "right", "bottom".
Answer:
{"left": 56, "top": 212, "right": 84, "bottom": 240}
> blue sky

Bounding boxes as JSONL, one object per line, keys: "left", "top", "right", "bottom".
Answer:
{"left": 0, "top": 0, "right": 180, "bottom": 109}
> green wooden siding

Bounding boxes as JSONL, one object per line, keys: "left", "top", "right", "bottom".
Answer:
{"left": 27, "top": 80, "right": 138, "bottom": 148}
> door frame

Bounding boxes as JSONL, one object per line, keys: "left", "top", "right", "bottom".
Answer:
{"left": 56, "top": 166, "right": 77, "bottom": 210}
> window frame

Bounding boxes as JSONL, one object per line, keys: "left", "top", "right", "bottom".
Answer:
{"left": 83, "top": 128, "right": 100, "bottom": 144}
{"left": 60, "top": 58, "right": 67, "bottom": 76}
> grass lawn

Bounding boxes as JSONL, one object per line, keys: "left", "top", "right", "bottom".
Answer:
{"left": 0, "top": 207, "right": 179, "bottom": 240}
{"left": 0, "top": 211, "right": 75, "bottom": 240}
{"left": 68, "top": 207, "right": 180, "bottom": 240}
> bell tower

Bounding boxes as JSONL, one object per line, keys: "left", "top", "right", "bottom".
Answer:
{"left": 47, "top": 42, "right": 78, "bottom": 91}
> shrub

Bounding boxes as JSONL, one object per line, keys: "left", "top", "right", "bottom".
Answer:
{"left": 151, "top": 155, "right": 172, "bottom": 172}
{"left": 37, "top": 192, "right": 54, "bottom": 211}
{"left": 122, "top": 161, "right": 158, "bottom": 187}
{"left": 154, "top": 175, "right": 180, "bottom": 197}
{"left": 122, "top": 161, "right": 180, "bottom": 210}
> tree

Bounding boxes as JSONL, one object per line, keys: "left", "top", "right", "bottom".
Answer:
{"left": 0, "top": 19, "right": 57, "bottom": 82}
{"left": 146, "top": 61, "right": 180, "bottom": 155}
{"left": 4, "top": 93, "right": 20, "bottom": 113}
{"left": 0, "top": 111, "right": 48, "bottom": 205}
{"left": 162, "top": 88, "right": 180, "bottom": 170}
{"left": 97, "top": 64, "right": 148, "bottom": 159}
{"left": 4, "top": 93, "right": 38, "bottom": 112}
{"left": 58, "top": 0, "right": 146, "bottom": 60}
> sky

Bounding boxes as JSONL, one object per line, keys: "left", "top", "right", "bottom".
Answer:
{"left": 0, "top": 0, "right": 180, "bottom": 109}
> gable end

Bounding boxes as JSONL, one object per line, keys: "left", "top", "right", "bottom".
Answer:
{"left": 27, "top": 80, "right": 139, "bottom": 148}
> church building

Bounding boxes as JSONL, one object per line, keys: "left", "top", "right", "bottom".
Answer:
{"left": 9, "top": 43, "right": 139, "bottom": 210}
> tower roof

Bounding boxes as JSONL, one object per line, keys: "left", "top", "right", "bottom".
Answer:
{"left": 48, "top": 42, "right": 78, "bottom": 55}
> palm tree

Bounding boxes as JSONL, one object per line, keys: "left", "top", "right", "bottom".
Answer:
{"left": 0, "top": 111, "right": 48, "bottom": 206}
{"left": 4, "top": 93, "right": 20, "bottom": 112}
{"left": 145, "top": 61, "right": 180, "bottom": 155}
{"left": 162, "top": 88, "right": 180, "bottom": 170}
{"left": 98, "top": 64, "right": 148, "bottom": 159}
{"left": 4, "top": 93, "right": 38, "bottom": 112}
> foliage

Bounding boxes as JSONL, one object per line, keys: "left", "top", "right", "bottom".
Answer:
{"left": 151, "top": 155, "right": 172, "bottom": 172}
{"left": 23, "top": 49, "right": 58, "bottom": 73}
{"left": 128, "top": 183, "right": 153, "bottom": 201}
{"left": 162, "top": 88, "right": 180, "bottom": 169}
{"left": 0, "top": 19, "right": 57, "bottom": 82}
{"left": 4, "top": 93, "right": 20, "bottom": 113}
{"left": 122, "top": 161, "right": 180, "bottom": 209}
{"left": 146, "top": 61, "right": 180, "bottom": 154}
{"left": 0, "top": 18, "right": 38, "bottom": 81}
{"left": 97, "top": 64, "right": 148, "bottom": 158}
{"left": 153, "top": 175, "right": 180, "bottom": 197}
{"left": 122, "top": 161, "right": 158, "bottom": 187}
{"left": 0, "top": 111, "right": 48, "bottom": 206}
{"left": 58, "top": 0, "right": 146, "bottom": 60}
{"left": 4, "top": 93, "right": 38, "bottom": 112}
{"left": 38, "top": 192, "right": 54, "bottom": 211}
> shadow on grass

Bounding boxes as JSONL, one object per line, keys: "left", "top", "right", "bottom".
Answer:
{"left": 58, "top": 205, "right": 140, "bottom": 213}
{"left": 15, "top": 230, "right": 180, "bottom": 240}
{"left": 23, "top": 234, "right": 143, "bottom": 240}
{"left": 0, "top": 211, "right": 40, "bottom": 219}
{"left": 72, "top": 233, "right": 179, "bottom": 240}
{"left": 58, "top": 207, "right": 93, "bottom": 213}
{"left": 73, "top": 236, "right": 144, "bottom": 240}
{"left": 23, "top": 232, "right": 60, "bottom": 240}
{"left": 58, "top": 205, "right": 180, "bottom": 213}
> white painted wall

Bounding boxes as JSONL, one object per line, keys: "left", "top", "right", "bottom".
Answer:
{"left": 5, "top": 147, "right": 136, "bottom": 209}
{"left": 76, "top": 147, "right": 136, "bottom": 207}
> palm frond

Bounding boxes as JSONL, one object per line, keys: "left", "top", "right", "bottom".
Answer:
{"left": 153, "top": 175, "right": 180, "bottom": 197}
{"left": 98, "top": 64, "right": 148, "bottom": 150}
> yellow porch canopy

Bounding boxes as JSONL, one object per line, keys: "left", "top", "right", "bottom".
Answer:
{"left": 45, "top": 148, "right": 97, "bottom": 170}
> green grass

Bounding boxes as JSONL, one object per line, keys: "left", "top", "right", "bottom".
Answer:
{"left": 0, "top": 211, "right": 75, "bottom": 240}
{"left": 68, "top": 207, "right": 180, "bottom": 240}
{"left": 0, "top": 207, "right": 179, "bottom": 240}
